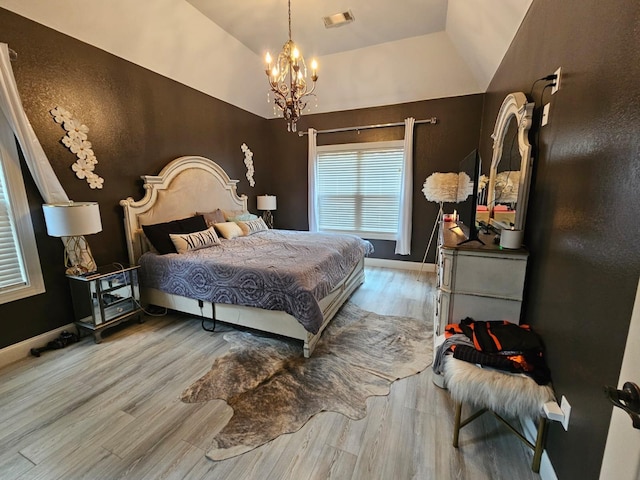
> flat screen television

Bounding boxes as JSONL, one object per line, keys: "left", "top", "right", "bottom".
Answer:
{"left": 456, "top": 149, "right": 484, "bottom": 245}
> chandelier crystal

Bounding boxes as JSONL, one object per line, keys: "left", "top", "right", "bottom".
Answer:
{"left": 265, "top": 0, "right": 318, "bottom": 133}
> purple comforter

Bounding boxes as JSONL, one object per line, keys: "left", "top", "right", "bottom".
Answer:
{"left": 139, "top": 230, "right": 373, "bottom": 333}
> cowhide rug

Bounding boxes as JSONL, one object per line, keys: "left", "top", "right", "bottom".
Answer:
{"left": 180, "top": 302, "right": 433, "bottom": 461}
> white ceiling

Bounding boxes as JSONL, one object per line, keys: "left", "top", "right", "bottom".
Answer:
{"left": 0, "top": 0, "right": 532, "bottom": 118}
{"left": 186, "top": 0, "right": 449, "bottom": 57}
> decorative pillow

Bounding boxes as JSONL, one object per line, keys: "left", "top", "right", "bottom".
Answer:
{"left": 141, "top": 215, "right": 208, "bottom": 254}
{"left": 170, "top": 226, "right": 221, "bottom": 254}
{"left": 237, "top": 217, "right": 269, "bottom": 236}
{"left": 197, "top": 209, "right": 226, "bottom": 227}
{"left": 223, "top": 209, "right": 258, "bottom": 222}
{"left": 214, "top": 221, "right": 244, "bottom": 240}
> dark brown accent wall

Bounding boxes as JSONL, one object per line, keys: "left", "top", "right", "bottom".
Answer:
{"left": 265, "top": 95, "right": 484, "bottom": 263}
{"left": 479, "top": 1, "right": 640, "bottom": 477}
{"left": 0, "top": 9, "right": 269, "bottom": 348}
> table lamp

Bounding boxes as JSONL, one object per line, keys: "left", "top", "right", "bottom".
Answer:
{"left": 257, "top": 195, "right": 277, "bottom": 229}
{"left": 42, "top": 201, "right": 102, "bottom": 275}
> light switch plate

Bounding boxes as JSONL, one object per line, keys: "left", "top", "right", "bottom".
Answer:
{"left": 552, "top": 67, "right": 562, "bottom": 94}
{"left": 560, "top": 395, "right": 571, "bottom": 431}
{"left": 542, "top": 103, "right": 550, "bottom": 126}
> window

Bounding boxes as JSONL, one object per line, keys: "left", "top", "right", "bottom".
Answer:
{"left": 316, "top": 140, "right": 404, "bottom": 240}
{"left": 0, "top": 111, "right": 44, "bottom": 304}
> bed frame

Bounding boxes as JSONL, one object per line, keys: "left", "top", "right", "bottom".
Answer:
{"left": 120, "top": 155, "right": 365, "bottom": 357}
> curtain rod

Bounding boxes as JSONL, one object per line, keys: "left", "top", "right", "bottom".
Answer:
{"left": 297, "top": 117, "right": 438, "bottom": 136}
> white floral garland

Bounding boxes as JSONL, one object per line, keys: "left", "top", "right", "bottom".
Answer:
{"left": 241, "top": 143, "right": 255, "bottom": 187}
{"left": 50, "top": 107, "right": 104, "bottom": 189}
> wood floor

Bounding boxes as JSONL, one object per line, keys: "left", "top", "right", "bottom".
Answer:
{"left": 0, "top": 267, "right": 541, "bottom": 480}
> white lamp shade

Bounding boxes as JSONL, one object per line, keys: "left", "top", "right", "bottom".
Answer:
{"left": 422, "top": 173, "right": 460, "bottom": 203}
{"left": 257, "top": 195, "right": 277, "bottom": 211}
{"left": 42, "top": 202, "right": 102, "bottom": 237}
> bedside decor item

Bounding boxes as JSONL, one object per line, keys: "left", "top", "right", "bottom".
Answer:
{"left": 181, "top": 302, "right": 432, "bottom": 461}
{"left": 42, "top": 201, "right": 102, "bottom": 275}
{"left": 50, "top": 106, "right": 104, "bottom": 189}
{"left": 264, "top": 0, "right": 318, "bottom": 133}
{"left": 241, "top": 143, "right": 255, "bottom": 187}
{"left": 256, "top": 194, "right": 277, "bottom": 228}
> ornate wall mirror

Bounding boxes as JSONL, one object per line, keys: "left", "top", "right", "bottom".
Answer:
{"left": 487, "top": 92, "right": 534, "bottom": 231}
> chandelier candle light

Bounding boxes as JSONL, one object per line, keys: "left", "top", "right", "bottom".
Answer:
{"left": 265, "top": 0, "right": 318, "bottom": 133}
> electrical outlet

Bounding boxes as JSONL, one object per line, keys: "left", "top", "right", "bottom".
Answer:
{"left": 560, "top": 395, "right": 571, "bottom": 431}
{"left": 542, "top": 103, "right": 550, "bottom": 126}
{"left": 552, "top": 67, "right": 562, "bottom": 94}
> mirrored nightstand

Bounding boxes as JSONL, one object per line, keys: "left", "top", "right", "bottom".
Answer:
{"left": 67, "top": 264, "right": 143, "bottom": 343}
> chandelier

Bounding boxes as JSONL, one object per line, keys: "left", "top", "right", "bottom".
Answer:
{"left": 264, "top": 0, "right": 318, "bottom": 133}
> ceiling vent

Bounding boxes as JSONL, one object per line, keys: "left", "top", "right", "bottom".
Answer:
{"left": 323, "top": 10, "right": 355, "bottom": 28}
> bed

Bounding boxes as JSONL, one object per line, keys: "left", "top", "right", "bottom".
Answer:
{"left": 120, "top": 155, "right": 372, "bottom": 357}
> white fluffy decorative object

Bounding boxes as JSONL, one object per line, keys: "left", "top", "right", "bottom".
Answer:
{"left": 422, "top": 172, "right": 460, "bottom": 203}
{"left": 443, "top": 356, "right": 555, "bottom": 419}
{"left": 457, "top": 172, "right": 473, "bottom": 202}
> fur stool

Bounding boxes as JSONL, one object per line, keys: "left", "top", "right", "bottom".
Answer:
{"left": 443, "top": 356, "right": 556, "bottom": 473}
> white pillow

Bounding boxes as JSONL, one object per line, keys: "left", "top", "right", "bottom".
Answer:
{"left": 169, "top": 226, "right": 221, "bottom": 254}
{"left": 214, "top": 221, "right": 244, "bottom": 240}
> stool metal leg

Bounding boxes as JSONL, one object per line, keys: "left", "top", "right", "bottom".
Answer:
{"left": 453, "top": 402, "right": 462, "bottom": 447}
{"left": 453, "top": 402, "right": 489, "bottom": 448}
{"left": 532, "top": 417, "right": 548, "bottom": 473}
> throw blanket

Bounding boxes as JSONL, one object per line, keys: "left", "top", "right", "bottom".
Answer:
{"left": 139, "top": 230, "right": 373, "bottom": 333}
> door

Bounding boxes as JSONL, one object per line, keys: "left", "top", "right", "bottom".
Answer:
{"left": 599, "top": 277, "right": 640, "bottom": 479}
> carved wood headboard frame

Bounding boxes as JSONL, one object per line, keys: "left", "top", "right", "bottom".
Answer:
{"left": 120, "top": 155, "right": 247, "bottom": 264}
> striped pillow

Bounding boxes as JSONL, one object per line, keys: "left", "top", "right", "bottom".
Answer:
{"left": 169, "top": 226, "right": 221, "bottom": 254}
{"left": 237, "top": 218, "right": 269, "bottom": 236}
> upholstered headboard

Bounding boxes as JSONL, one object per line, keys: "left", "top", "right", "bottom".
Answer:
{"left": 120, "top": 155, "right": 247, "bottom": 264}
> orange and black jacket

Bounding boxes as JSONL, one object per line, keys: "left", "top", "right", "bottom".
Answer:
{"left": 444, "top": 318, "right": 551, "bottom": 385}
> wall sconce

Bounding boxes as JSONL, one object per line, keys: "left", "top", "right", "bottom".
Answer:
{"left": 257, "top": 195, "right": 277, "bottom": 229}
{"left": 42, "top": 202, "right": 102, "bottom": 275}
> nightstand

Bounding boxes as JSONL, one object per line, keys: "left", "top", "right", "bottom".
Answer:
{"left": 67, "top": 264, "right": 143, "bottom": 343}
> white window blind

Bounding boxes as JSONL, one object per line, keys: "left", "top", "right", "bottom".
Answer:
{"left": 316, "top": 141, "right": 404, "bottom": 239}
{"left": 0, "top": 161, "right": 26, "bottom": 291}
{"left": 0, "top": 111, "right": 44, "bottom": 304}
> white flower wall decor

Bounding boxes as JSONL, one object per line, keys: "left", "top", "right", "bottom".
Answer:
{"left": 241, "top": 143, "right": 255, "bottom": 187}
{"left": 50, "top": 107, "right": 104, "bottom": 189}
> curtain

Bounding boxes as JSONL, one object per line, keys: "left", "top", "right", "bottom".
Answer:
{"left": 307, "top": 128, "right": 318, "bottom": 232}
{"left": 0, "top": 43, "right": 68, "bottom": 204}
{"left": 395, "top": 117, "right": 415, "bottom": 255}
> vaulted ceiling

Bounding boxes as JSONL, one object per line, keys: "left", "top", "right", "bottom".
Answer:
{"left": 0, "top": 0, "right": 532, "bottom": 117}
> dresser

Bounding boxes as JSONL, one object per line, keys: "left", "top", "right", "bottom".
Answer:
{"left": 434, "top": 222, "right": 528, "bottom": 339}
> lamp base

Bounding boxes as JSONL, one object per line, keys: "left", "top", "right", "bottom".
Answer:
{"left": 262, "top": 210, "right": 274, "bottom": 229}
{"left": 63, "top": 236, "right": 98, "bottom": 275}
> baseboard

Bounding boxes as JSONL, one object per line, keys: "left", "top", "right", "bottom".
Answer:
{"left": 0, "top": 323, "right": 76, "bottom": 370}
{"left": 364, "top": 257, "right": 436, "bottom": 272}
{"left": 520, "top": 417, "right": 558, "bottom": 480}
